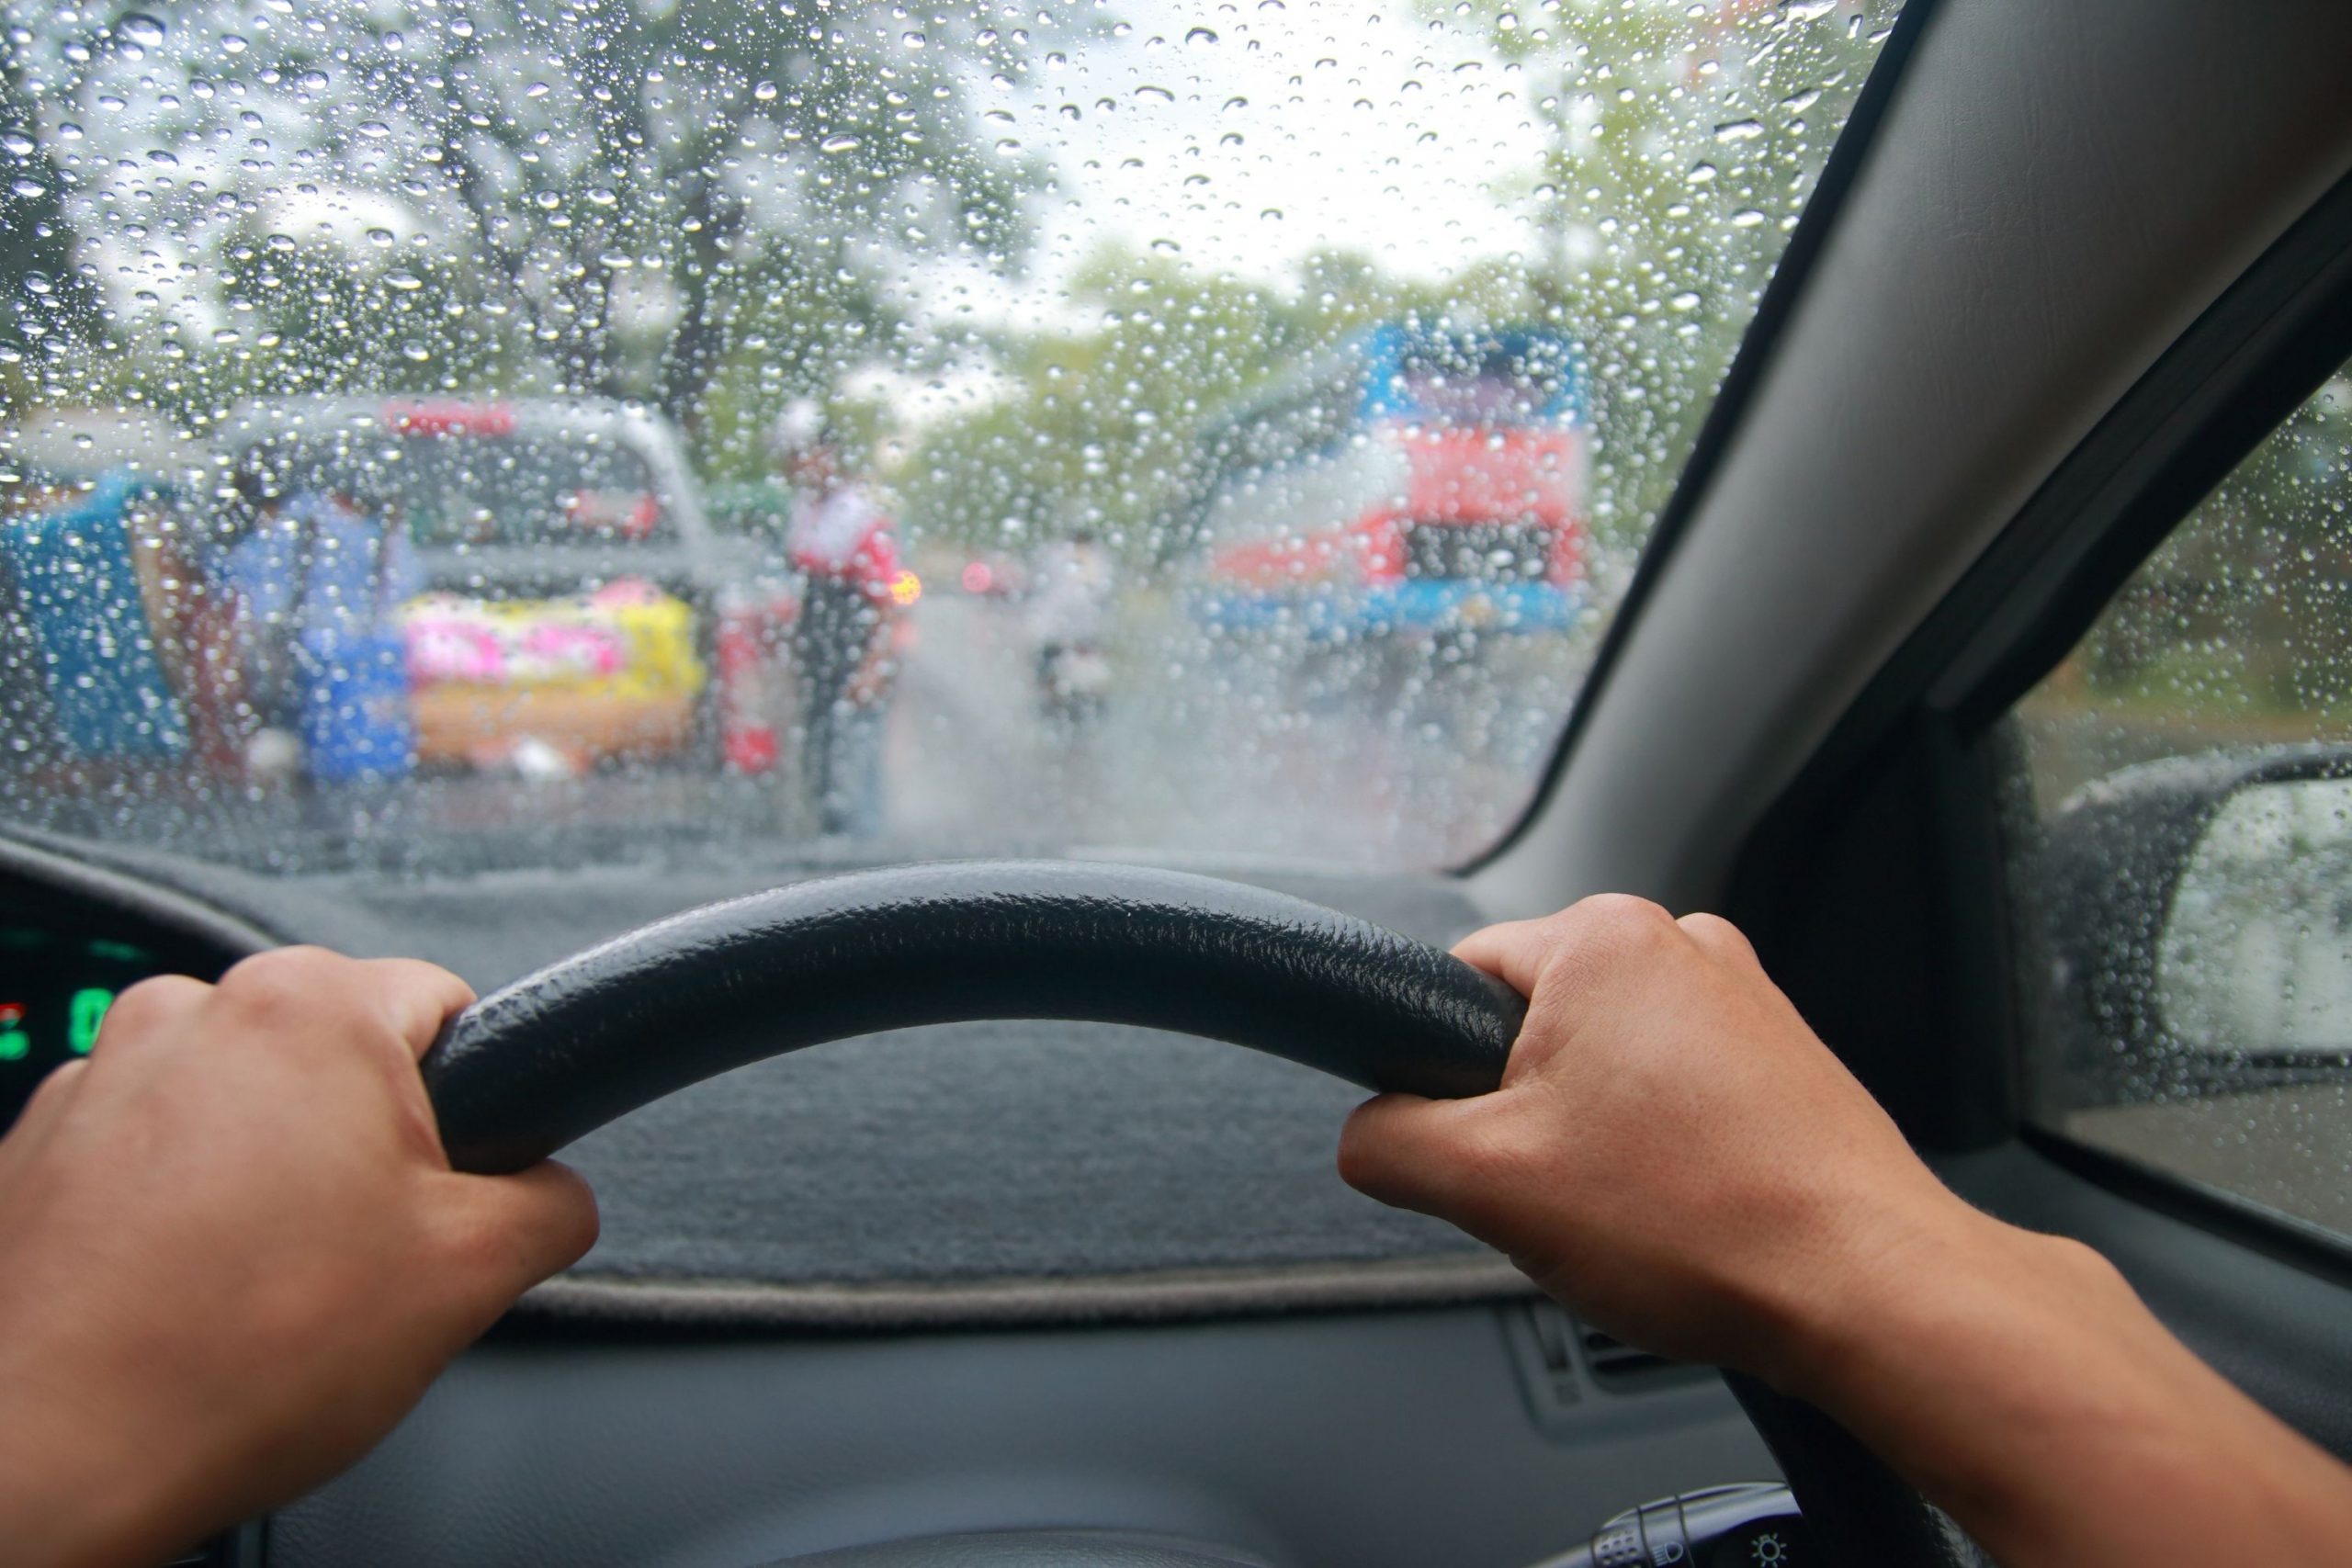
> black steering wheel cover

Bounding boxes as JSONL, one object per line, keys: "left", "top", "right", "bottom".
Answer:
{"left": 420, "top": 860, "right": 1525, "bottom": 1175}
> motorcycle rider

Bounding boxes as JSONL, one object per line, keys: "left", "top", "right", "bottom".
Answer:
{"left": 1025, "top": 527, "right": 1114, "bottom": 725}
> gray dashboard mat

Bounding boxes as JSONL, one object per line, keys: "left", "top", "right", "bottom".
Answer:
{"left": 133, "top": 851, "right": 1516, "bottom": 1320}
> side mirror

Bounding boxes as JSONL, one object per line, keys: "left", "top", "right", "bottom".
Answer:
{"left": 2034, "top": 746, "right": 2352, "bottom": 1109}
{"left": 2159, "top": 775, "right": 2352, "bottom": 1056}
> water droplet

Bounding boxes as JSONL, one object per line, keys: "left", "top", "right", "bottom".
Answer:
{"left": 1135, "top": 85, "right": 1174, "bottom": 105}
{"left": 2, "top": 134, "right": 35, "bottom": 158}
{"left": 1685, "top": 161, "right": 1718, "bottom": 186}
{"left": 1185, "top": 26, "right": 1219, "bottom": 44}
{"left": 1729, "top": 208, "right": 1765, "bottom": 228}
{"left": 1713, "top": 118, "right": 1765, "bottom": 143}
{"left": 526, "top": 82, "right": 549, "bottom": 99}
{"left": 900, "top": 30, "right": 926, "bottom": 50}
{"left": 385, "top": 271, "right": 424, "bottom": 291}
{"left": 220, "top": 34, "right": 247, "bottom": 54}
{"left": 1668, "top": 290, "right": 1701, "bottom": 311}
{"left": 356, "top": 121, "right": 390, "bottom": 140}
{"left": 754, "top": 80, "right": 777, "bottom": 101}
{"left": 118, "top": 12, "right": 166, "bottom": 48}
{"left": 819, "top": 133, "right": 862, "bottom": 154}
{"left": 296, "top": 70, "right": 329, "bottom": 94}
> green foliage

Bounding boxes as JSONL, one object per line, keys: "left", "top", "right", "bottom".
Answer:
{"left": 0, "top": 30, "right": 97, "bottom": 416}
{"left": 1448, "top": 0, "right": 1895, "bottom": 551}
{"left": 2075, "top": 376, "right": 2352, "bottom": 714}
{"left": 1, "top": 0, "right": 1897, "bottom": 572}
{"left": 0, "top": 0, "right": 1045, "bottom": 439}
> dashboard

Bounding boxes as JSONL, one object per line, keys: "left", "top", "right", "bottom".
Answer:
{"left": 0, "top": 923, "right": 185, "bottom": 1125}
{"left": 0, "top": 835, "right": 266, "bottom": 1133}
{"left": 0, "top": 832, "right": 1783, "bottom": 1566}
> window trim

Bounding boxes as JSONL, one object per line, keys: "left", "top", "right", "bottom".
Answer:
{"left": 1730, "top": 166, "right": 2352, "bottom": 1261}
{"left": 2022, "top": 1126, "right": 2352, "bottom": 1298}
{"left": 1798, "top": 165, "right": 2352, "bottom": 778}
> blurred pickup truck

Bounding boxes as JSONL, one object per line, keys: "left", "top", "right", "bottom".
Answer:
{"left": 213, "top": 397, "right": 781, "bottom": 774}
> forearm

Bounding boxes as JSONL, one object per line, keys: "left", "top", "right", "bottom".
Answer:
{"left": 1770, "top": 1209, "right": 2352, "bottom": 1566}
{"left": 0, "top": 1375, "right": 192, "bottom": 1568}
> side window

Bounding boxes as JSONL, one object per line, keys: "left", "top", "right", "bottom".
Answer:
{"left": 2011, "top": 365, "right": 2352, "bottom": 1241}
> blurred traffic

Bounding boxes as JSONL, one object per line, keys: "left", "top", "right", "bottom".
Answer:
{"left": 0, "top": 325, "right": 1596, "bottom": 869}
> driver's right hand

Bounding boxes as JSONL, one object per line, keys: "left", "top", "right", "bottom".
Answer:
{"left": 1338, "top": 894, "right": 1998, "bottom": 1381}
{"left": 1340, "top": 895, "right": 2352, "bottom": 1568}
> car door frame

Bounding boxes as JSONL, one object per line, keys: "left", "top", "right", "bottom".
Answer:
{"left": 1723, "top": 164, "right": 2352, "bottom": 1460}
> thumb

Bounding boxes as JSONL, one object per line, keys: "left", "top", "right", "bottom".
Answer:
{"left": 444, "top": 1160, "right": 602, "bottom": 1305}
{"left": 1339, "top": 1091, "right": 1503, "bottom": 1222}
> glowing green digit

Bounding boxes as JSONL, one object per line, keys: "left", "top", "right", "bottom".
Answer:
{"left": 0, "top": 1029, "right": 26, "bottom": 1062}
{"left": 68, "top": 987, "right": 114, "bottom": 1055}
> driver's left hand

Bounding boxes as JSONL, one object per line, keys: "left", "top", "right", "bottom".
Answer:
{"left": 0, "top": 947, "right": 597, "bottom": 1568}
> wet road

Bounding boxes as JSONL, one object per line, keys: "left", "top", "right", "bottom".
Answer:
{"left": 887, "top": 592, "right": 1586, "bottom": 866}
{"left": 3, "top": 589, "right": 1590, "bottom": 874}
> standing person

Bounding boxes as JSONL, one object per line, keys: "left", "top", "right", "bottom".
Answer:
{"left": 220, "top": 443, "right": 424, "bottom": 786}
{"left": 774, "top": 405, "right": 904, "bottom": 836}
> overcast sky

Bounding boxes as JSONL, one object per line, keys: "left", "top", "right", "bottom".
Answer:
{"left": 881, "top": 0, "right": 1544, "bottom": 421}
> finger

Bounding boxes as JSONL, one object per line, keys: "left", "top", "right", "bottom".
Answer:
{"left": 1678, "top": 911, "right": 1763, "bottom": 976}
{"left": 346, "top": 959, "right": 478, "bottom": 1061}
{"left": 444, "top": 1160, "right": 601, "bottom": 1301}
{"left": 87, "top": 973, "right": 212, "bottom": 1058}
{"left": 14, "top": 1056, "right": 90, "bottom": 1128}
{"left": 1451, "top": 918, "right": 1557, "bottom": 998}
{"left": 1338, "top": 1091, "right": 1503, "bottom": 1221}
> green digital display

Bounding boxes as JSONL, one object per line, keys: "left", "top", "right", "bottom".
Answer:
{"left": 1, "top": 934, "right": 163, "bottom": 1135}
{"left": 67, "top": 988, "right": 113, "bottom": 1055}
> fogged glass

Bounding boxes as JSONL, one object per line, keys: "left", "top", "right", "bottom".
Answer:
{"left": 0, "top": 0, "right": 1894, "bottom": 874}
{"left": 2015, "top": 367, "right": 2352, "bottom": 1240}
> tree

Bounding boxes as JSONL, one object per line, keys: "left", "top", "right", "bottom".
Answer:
{"left": 1430, "top": 0, "right": 1896, "bottom": 553}
{"left": 0, "top": 25, "right": 96, "bottom": 417}
{"left": 898, "top": 243, "right": 1400, "bottom": 558}
{"left": 0, "top": 0, "right": 1046, "bottom": 442}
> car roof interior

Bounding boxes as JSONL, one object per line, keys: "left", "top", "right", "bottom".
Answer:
{"left": 18, "top": 2, "right": 2352, "bottom": 1563}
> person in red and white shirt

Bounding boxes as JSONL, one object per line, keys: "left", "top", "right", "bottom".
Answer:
{"left": 775, "top": 408, "right": 903, "bottom": 835}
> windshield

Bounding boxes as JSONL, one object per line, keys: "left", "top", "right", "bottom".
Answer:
{"left": 0, "top": 0, "right": 1896, "bottom": 877}
{"left": 384, "top": 429, "right": 667, "bottom": 550}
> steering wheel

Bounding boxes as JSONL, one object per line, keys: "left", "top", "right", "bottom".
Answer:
{"left": 417, "top": 861, "right": 1964, "bottom": 1568}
